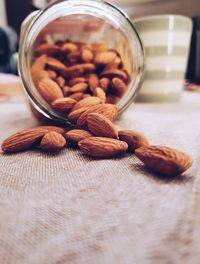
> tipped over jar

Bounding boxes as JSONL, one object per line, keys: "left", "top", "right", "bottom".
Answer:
{"left": 19, "top": 0, "right": 144, "bottom": 125}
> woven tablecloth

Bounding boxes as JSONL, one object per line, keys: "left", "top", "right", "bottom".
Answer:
{"left": 0, "top": 92, "right": 199, "bottom": 264}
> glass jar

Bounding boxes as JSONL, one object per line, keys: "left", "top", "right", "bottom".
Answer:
{"left": 19, "top": 0, "right": 144, "bottom": 125}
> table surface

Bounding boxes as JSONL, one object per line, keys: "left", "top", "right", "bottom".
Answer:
{"left": 0, "top": 92, "right": 199, "bottom": 264}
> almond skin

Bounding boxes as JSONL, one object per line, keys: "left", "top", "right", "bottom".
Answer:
{"left": 56, "top": 76, "right": 65, "bottom": 88}
{"left": 69, "top": 82, "right": 88, "bottom": 93}
{"left": 78, "top": 137, "right": 128, "bottom": 158}
{"left": 65, "top": 129, "right": 93, "bottom": 144}
{"left": 106, "top": 95, "right": 120, "bottom": 104}
{"left": 87, "top": 113, "right": 118, "bottom": 139}
{"left": 69, "top": 92, "right": 84, "bottom": 101}
{"left": 81, "top": 48, "right": 94, "bottom": 62}
{"left": 93, "top": 87, "right": 106, "bottom": 103}
{"left": 111, "top": 77, "right": 127, "bottom": 97}
{"left": 40, "top": 131, "right": 66, "bottom": 152}
{"left": 61, "top": 42, "right": 78, "bottom": 53}
{"left": 51, "top": 97, "right": 77, "bottom": 112}
{"left": 94, "top": 51, "right": 117, "bottom": 65}
{"left": 72, "top": 96, "right": 101, "bottom": 111}
{"left": 48, "top": 70, "right": 57, "bottom": 80}
{"left": 99, "top": 78, "right": 110, "bottom": 92}
{"left": 135, "top": 145, "right": 193, "bottom": 176}
{"left": 101, "top": 69, "right": 128, "bottom": 82}
{"left": 77, "top": 104, "right": 118, "bottom": 128}
{"left": 37, "top": 126, "right": 67, "bottom": 135}
{"left": 35, "top": 43, "right": 60, "bottom": 55}
{"left": 68, "top": 77, "right": 87, "bottom": 86}
{"left": 46, "top": 57, "right": 66, "bottom": 71}
{"left": 88, "top": 74, "right": 99, "bottom": 92}
{"left": 118, "top": 130, "right": 149, "bottom": 152}
{"left": 1, "top": 128, "right": 48, "bottom": 153}
{"left": 37, "top": 78, "right": 63, "bottom": 104}
{"left": 68, "top": 107, "right": 90, "bottom": 124}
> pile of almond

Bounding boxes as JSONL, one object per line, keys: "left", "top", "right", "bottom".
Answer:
{"left": 1, "top": 112, "right": 193, "bottom": 177}
{"left": 31, "top": 40, "right": 130, "bottom": 121}
{"left": 1, "top": 40, "right": 193, "bottom": 177}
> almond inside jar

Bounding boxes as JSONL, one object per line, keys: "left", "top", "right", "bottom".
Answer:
{"left": 27, "top": 13, "right": 137, "bottom": 124}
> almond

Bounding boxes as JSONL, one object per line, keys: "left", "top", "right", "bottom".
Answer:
{"left": 88, "top": 74, "right": 99, "bottom": 92}
{"left": 37, "top": 78, "right": 63, "bottom": 103}
{"left": 65, "top": 129, "right": 93, "bottom": 144}
{"left": 1, "top": 128, "right": 47, "bottom": 153}
{"left": 40, "top": 131, "right": 66, "bottom": 152}
{"left": 77, "top": 104, "right": 118, "bottom": 127}
{"left": 94, "top": 51, "right": 117, "bottom": 65}
{"left": 72, "top": 96, "right": 101, "bottom": 111}
{"left": 32, "top": 70, "right": 49, "bottom": 85}
{"left": 62, "top": 86, "right": 71, "bottom": 97}
{"left": 70, "top": 83, "right": 88, "bottom": 93}
{"left": 37, "top": 126, "right": 67, "bottom": 135}
{"left": 104, "top": 57, "right": 122, "bottom": 70}
{"left": 61, "top": 42, "right": 78, "bottom": 53}
{"left": 68, "top": 77, "right": 87, "bottom": 86}
{"left": 69, "top": 92, "right": 84, "bottom": 101}
{"left": 135, "top": 145, "right": 193, "bottom": 176}
{"left": 81, "top": 48, "right": 94, "bottom": 62}
{"left": 87, "top": 113, "right": 118, "bottom": 139}
{"left": 51, "top": 97, "right": 77, "bottom": 112}
{"left": 61, "top": 65, "right": 84, "bottom": 78}
{"left": 56, "top": 76, "right": 65, "bottom": 88}
{"left": 83, "top": 93, "right": 92, "bottom": 98}
{"left": 48, "top": 70, "right": 57, "bottom": 80}
{"left": 31, "top": 55, "right": 47, "bottom": 72}
{"left": 101, "top": 69, "right": 128, "bottom": 82}
{"left": 78, "top": 137, "right": 128, "bottom": 158}
{"left": 46, "top": 57, "right": 66, "bottom": 71}
{"left": 118, "top": 130, "right": 149, "bottom": 152}
{"left": 35, "top": 43, "right": 60, "bottom": 55}
{"left": 93, "top": 87, "right": 106, "bottom": 103}
{"left": 111, "top": 77, "right": 127, "bottom": 97}
{"left": 106, "top": 95, "right": 120, "bottom": 104}
{"left": 68, "top": 107, "right": 90, "bottom": 124}
{"left": 79, "top": 63, "right": 96, "bottom": 73}
{"left": 99, "top": 78, "right": 110, "bottom": 92}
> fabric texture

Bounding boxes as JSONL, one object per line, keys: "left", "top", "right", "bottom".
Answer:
{"left": 0, "top": 92, "right": 199, "bottom": 264}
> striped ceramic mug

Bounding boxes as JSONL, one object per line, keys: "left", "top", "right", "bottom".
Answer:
{"left": 134, "top": 15, "right": 193, "bottom": 102}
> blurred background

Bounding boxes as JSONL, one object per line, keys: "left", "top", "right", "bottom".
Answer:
{"left": 0, "top": 0, "right": 200, "bottom": 98}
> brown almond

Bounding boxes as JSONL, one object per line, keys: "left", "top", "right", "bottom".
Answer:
{"left": 81, "top": 49, "right": 94, "bottom": 62}
{"left": 78, "top": 137, "right": 128, "bottom": 158}
{"left": 65, "top": 129, "right": 93, "bottom": 144}
{"left": 51, "top": 97, "right": 77, "bottom": 112}
{"left": 118, "top": 130, "right": 149, "bottom": 152}
{"left": 31, "top": 55, "right": 47, "bottom": 72}
{"left": 101, "top": 69, "right": 128, "bottom": 82}
{"left": 88, "top": 74, "right": 99, "bottom": 92}
{"left": 46, "top": 57, "right": 66, "bottom": 71}
{"left": 93, "top": 87, "right": 106, "bottom": 103}
{"left": 56, "top": 76, "right": 65, "bottom": 88}
{"left": 61, "top": 65, "right": 84, "bottom": 78}
{"left": 1, "top": 128, "right": 48, "bottom": 153}
{"left": 37, "top": 78, "right": 63, "bottom": 103}
{"left": 37, "top": 126, "right": 67, "bottom": 135}
{"left": 69, "top": 92, "right": 84, "bottom": 101}
{"left": 135, "top": 145, "right": 193, "bottom": 176}
{"left": 94, "top": 51, "right": 117, "bottom": 65}
{"left": 68, "top": 77, "right": 87, "bottom": 86}
{"left": 35, "top": 43, "right": 60, "bottom": 55}
{"left": 68, "top": 107, "right": 90, "bottom": 124}
{"left": 83, "top": 93, "right": 92, "bottom": 98}
{"left": 61, "top": 42, "right": 78, "bottom": 53}
{"left": 48, "top": 70, "right": 57, "bottom": 80}
{"left": 106, "top": 95, "right": 120, "bottom": 104}
{"left": 40, "top": 131, "right": 66, "bottom": 152}
{"left": 79, "top": 63, "right": 96, "bottom": 73}
{"left": 111, "top": 77, "right": 127, "bottom": 96}
{"left": 70, "top": 83, "right": 88, "bottom": 93}
{"left": 104, "top": 57, "right": 122, "bottom": 70}
{"left": 99, "top": 78, "right": 110, "bottom": 92}
{"left": 77, "top": 104, "right": 118, "bottom": 127}
{"left": 32, "top": 70, "right": 49, "bottom": 85}
{"left": 72, "top": 96, "right": 101, "bottom": 111}
{"left": 87, "top": 113, "right": 118, "bottom": 139}
{"left": 63, "top": 86, "right": 71, "bottom": 97}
